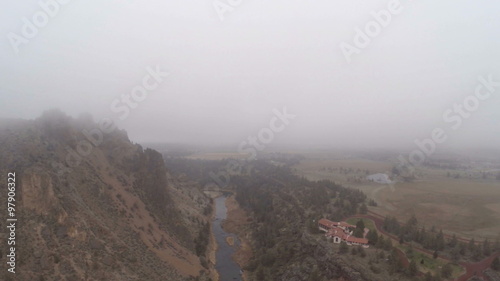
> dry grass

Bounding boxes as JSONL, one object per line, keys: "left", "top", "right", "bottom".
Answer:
{"left": 185, "top": 152, "right": 249, "bottom": 160}
{"left": 293, "top": 158, "right": 392, "bottom": 184}
{"left": 296, "top": 158, "right": 392, "bottom": 172}
{"left": 93, "top": 150, "right": 203, "bottom": 277}
{"left": 103, "top": 172, "right": 203, "bottom": 276}
{"left": 374, "top": 178, "right": 500, "bottom": 239}
{"left": 293, "top": 156, "right": 500, "bottom": 239}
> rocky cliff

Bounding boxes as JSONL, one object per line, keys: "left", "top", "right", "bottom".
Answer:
{"left": 0, "top": 110, "right": 214, "bottom": 281}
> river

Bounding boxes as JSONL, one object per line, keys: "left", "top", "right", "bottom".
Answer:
{"left": 213, "top": 196, "right": 243, "bottom": 281}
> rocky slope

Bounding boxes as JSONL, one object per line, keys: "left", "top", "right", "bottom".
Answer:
{"left": 0, "top": 110, "right": 214, "bottom": 281}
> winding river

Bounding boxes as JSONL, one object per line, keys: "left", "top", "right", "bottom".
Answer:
{"left": 213, "top": 196, "right": 243, "bottom": 281}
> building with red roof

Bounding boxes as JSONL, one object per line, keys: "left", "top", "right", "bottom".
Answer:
{"left": 318, "top": 218, "right": 369, "bottom": 247}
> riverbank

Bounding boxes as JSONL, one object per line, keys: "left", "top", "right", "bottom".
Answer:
{"left": 205, "top": 192, "right": 221, "bottom": 281}
{"left": 208, "top": 219, "right": 219, "bottom": 281}
{"left": 221, "top": 195, "right": 253, "bottom": 281}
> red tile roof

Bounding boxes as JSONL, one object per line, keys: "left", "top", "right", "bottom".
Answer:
{"left": 345, "top": 235, "right": 369, "bottom": 244}
{"left": 337, "top": 222, "right": 355, "bottom": 228}
{"left": 322, "top": 218, "right": 369, "bottom": 245}
{"left": 319, "top": 219, "right": 355, "bottom": 229}
{"left": 318, "top": 219, "right": 335, "bottom": 228}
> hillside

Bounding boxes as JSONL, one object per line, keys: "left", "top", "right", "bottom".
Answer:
{"left": 0, "top": 110, "right": 214, "bottom": 281}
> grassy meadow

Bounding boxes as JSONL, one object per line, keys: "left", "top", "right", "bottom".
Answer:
{"left": 293, "top": 154, "right": 500, "bottom": 240}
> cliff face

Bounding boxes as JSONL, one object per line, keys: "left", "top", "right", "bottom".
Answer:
{"left": 0, "top": 110, "right": 213, "bottom": 281}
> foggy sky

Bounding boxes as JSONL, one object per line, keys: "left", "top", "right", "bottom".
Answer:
{"left": 1, "top": 0, "right": 500, "bottom": 151}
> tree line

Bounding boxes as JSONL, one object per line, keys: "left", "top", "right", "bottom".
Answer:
{"left": 383, "top": 215, "right": 500, "bottom": 262}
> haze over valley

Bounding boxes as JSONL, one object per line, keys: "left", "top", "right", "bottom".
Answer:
{"left": 1, "top": 1, "right": 500, "bottom": 281}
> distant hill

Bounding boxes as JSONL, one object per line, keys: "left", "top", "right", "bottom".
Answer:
{"left": 0, "top": 110, "right": 215, "bottom": 281}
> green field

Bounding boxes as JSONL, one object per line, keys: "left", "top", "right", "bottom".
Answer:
{"left": 346, "top": 218, "right": 376, "bottom": 232}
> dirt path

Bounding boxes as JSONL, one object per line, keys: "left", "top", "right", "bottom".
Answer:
{"left": 345, "top": 213, "right": 499, "bottom": 281}
{"left": 458, "top": 252, "right": 500, "bottom": 281}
